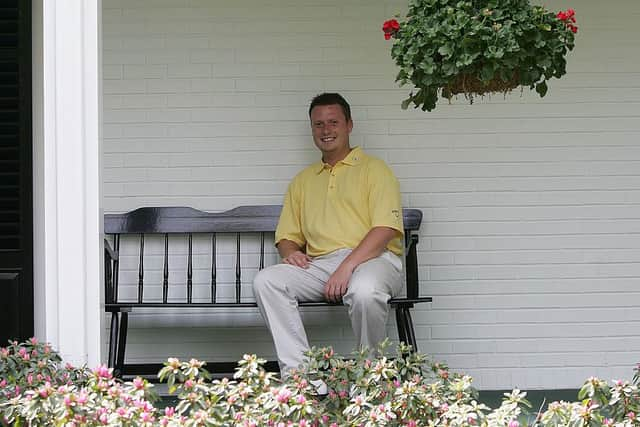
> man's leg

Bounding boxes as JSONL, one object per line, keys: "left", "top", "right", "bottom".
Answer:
{"left": 342, "top": 251, "right": 403, "bottom": 352}
{"left": 253, "top": 257, "right": 338, "bottom": 374}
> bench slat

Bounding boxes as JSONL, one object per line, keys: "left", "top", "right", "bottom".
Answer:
{"left": 187, "top": 233, "right": 193, "bottom": 303}
{"left": 211, "top": 233, "right": 217, "bottom": 304}
{"left": 163, "top": 234, "right": 169, "bottom": 304}
{"left": 137, "top": 234, "right": 144, "bottom": 304}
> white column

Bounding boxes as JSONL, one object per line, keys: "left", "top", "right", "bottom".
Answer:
{"left": 32, "top": 0, "right": 103, "bottom": 367}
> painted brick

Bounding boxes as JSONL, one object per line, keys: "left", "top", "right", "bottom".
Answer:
{"left": 123, "top": 64, "right": 167, "bottom": 79}
{"left": 102, "top": 65, "right": 123, "bottom": 80}
{"left": 103, "top": 79, "right": 146, "bottom": 94}
{"left": 167, "top": 63, "right": 211, "bottom": 79}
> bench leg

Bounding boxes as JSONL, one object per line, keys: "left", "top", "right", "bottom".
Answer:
{"left": 395, "top": 306, "right": 419, "bottom": 353}
{"left": 395, "top": 307, "right": 408, "bottom": 347}
{"left": 108, "top": 312, "right": 120, "bottom": 368}
{"left": 402, "top": 307, "right": 418, "bottom": 352}
{"left": 115, "top": 311, "right": 129, "bottom": 377}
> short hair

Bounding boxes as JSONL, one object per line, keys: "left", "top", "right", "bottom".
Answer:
{"left": 308, "top": 93, "right": 352, "bottom": 122}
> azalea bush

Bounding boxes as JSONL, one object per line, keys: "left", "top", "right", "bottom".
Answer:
{"left": 0, "top": 338, "right": 158, "bottom": 426}
{"left": 2, "top": 338, "right": 640, "bottom": 426}
{"left": 383, "top": 0, "right": 578, "bottom": 111}
{"left": 0, "top": 338, "right": 89, "bottom": 404}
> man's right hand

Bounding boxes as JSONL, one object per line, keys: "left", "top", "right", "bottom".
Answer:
{"left": 282, "top": 250, "right": 312, "bottom": 269}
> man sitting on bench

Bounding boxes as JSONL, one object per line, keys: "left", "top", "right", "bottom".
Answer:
{"left": 253, "top": 93, "right": 405, "bottom": 380}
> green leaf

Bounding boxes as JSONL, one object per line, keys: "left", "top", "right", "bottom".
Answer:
{"left": 419, "top": 60, "right": 435, "bottom": 74}
{"left": 486, "top": 45, "right": 505, "bottom": 59}
{"left": 480, "top": 63, "right": 495, "bottom": 81}
{"left": 438, "top": 45, "right": 452, "bottom": 57}
{"left": 441, "top": 62, "right": 458, "bottom": 76}
{"left": 455, "top": 53, "right": 473, "bottom": 67}
{"left": 401, "top": 98, "right": 412, "bottom": 110}
{"left": 535, "top": 81, "right": 548, "bottom": 97}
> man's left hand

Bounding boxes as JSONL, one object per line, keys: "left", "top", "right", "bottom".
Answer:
{"left": 324, "top": 264, "right": 353, "bottom": 302}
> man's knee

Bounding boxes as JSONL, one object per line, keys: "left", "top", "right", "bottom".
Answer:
{"left": 253, "top": 264, "right": 290, "bottom": 298}
{"left": 349, "top": 258, "right": 401, "bottom": 298}
{"left": 345, "top": 266, "right": 397, "bottom": 309}
{"left": 253, "top": 265, "right": 276, "bottom": 296}
{"left": 344, "top": 280, "right": 388, "bottom": 309}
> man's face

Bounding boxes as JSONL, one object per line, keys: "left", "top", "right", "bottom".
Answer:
{"left": 310, "top": 104, "right": 353, "bottom": 160}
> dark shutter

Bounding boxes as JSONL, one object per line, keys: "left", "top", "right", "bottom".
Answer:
{"left": 0, "top": 0, "right": 33, "bottom": 344}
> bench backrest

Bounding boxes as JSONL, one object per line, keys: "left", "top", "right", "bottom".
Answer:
{"left": 104, "top": 205, "right": 422, "bottom": 306}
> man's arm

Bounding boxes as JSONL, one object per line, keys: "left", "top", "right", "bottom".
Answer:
{"left": 323, "top": 226, "right": 399, "bottom": 302}
{"left": 277, "top": 239, "right": 312, "bottom": 268}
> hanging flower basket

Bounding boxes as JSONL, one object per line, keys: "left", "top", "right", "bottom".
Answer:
{"left": 383, "top": 0, "right": 578, "bottom": 112}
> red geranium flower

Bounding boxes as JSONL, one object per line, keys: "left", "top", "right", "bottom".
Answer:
{"left": 557, "top": 8, "right": 578, "bottom": 33}
{"left": 382, "top": 19, "right": 400, "bottom": 40}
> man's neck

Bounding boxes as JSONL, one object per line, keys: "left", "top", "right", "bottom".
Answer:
{"left": 322, "top": 146, "right": 352, "bottom": 167}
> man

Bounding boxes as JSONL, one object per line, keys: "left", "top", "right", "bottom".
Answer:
{"left": 253, "top": 93, "right": 404, "bottom": 377}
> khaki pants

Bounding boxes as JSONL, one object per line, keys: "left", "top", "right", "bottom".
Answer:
{"left": 253, "top": 248, "right": 403, "bottom": 374}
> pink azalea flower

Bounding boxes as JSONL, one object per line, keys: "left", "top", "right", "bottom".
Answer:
{"left": 93, "top": 365, "right": 112, "bottom": 379}
{"left": 276, "top": 388, "right": 292, "bottom": 403}
{"left": 76, "top": 391, "right": 88, "bottom": 405}
{"left": 133, "top": 377, "right": 145, "bottom": 390}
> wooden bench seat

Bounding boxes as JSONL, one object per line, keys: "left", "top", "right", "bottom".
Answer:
{"left": 104, "top": 205, "right": 431, "bottom": 377}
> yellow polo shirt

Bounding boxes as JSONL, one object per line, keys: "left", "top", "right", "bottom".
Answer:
{"left": 275, "top": 146, "right": 404, "bottom": 257}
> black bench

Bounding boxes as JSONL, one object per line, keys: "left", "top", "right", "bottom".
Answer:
{"left": 104, "top": 205, "right": 431, "bottom": 376}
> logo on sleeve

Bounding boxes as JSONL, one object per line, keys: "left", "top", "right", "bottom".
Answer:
{"left": 392, "top": 209, "right": 400, "bottom": 219}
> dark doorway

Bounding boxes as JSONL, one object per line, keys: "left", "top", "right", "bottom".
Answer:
{"left": 0, "top": 0, "right": 33, "bottom": 344}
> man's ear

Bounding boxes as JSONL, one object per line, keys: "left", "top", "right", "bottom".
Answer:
{"left": 347, "top": 119, "right": 354, "bottom": 133}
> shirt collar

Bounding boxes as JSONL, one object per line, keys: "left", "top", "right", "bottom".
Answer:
{"left": 314, "top": 146, "right": 364, "bottom": 174}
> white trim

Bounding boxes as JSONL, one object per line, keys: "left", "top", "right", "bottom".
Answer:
{"left": 32, "top": 0, "right": 103, "bottom": 367}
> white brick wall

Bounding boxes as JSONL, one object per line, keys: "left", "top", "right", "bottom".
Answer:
{"left": 102, "top": 0, "right": 640, "bottom": 389}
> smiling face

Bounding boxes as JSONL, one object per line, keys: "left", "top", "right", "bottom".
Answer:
{"left": 310, "top": 104, "right": 353, "bottom": 165}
